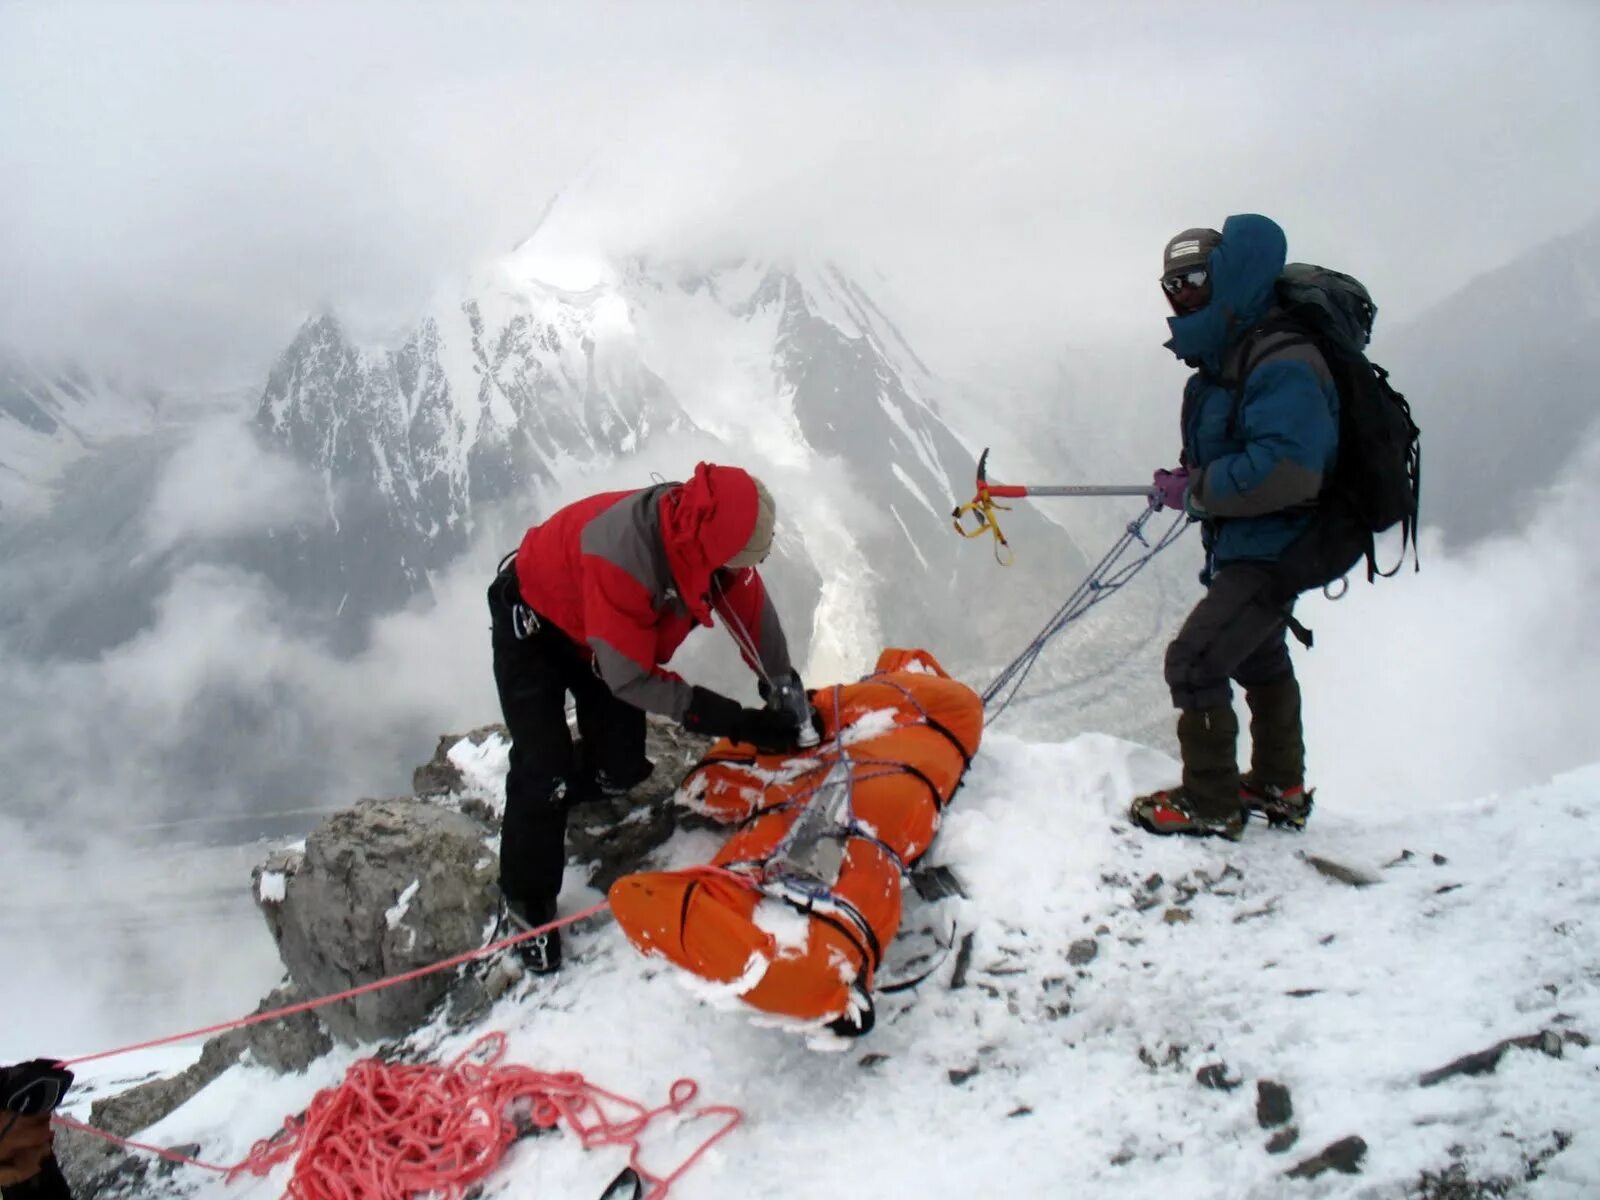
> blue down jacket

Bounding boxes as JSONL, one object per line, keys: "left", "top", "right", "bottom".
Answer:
{"left": 1165, "top": 213, "right": 1339, "bottom": 570}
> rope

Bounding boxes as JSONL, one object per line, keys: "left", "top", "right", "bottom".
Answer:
{"left": 981, "top": 506, "right": 1191, "bottom": 723}
{"left": 60, "top": 1032, "right": 740, "bottom": 1200}
{"left": 61, "top": 902, "right": 609, "bottom": 1068}
{"left": 53, "top": 1116, "right": 232, "bottom": 1174}
{"left": 691, "top": 682, "right": 964, "bottom": 980}
{"left": 710, "top": 573, "right": 776, "bottom": 692}
{"left": 49, "top": 899, "right": 743, "bottom": 1197}
{"left": 239, "top": 1031, "right": 739, "bottom": 1200}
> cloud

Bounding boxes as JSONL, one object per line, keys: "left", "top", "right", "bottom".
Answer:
{"left": 1297, "top": 429, "right": 1600, "bottom": 814}
{"left": 1, "top": 2, "right": 1595, "bottom": 384}
{"left": 142, "top": 416, "right": 322, "bottom": 553}
{"left": 2, "top": 0, "right": 1597, "bottom": 1064}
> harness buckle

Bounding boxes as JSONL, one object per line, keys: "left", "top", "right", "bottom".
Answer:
{"left": 512, "top": 603, "right": 541, "bottom": 640}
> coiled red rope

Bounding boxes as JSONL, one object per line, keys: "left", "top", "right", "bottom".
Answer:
{"left": 230, "top": 1031, "right": 739, "bottom": 1200}
{"left": 53, "top": 904, "right": 742, "bottom": 1197}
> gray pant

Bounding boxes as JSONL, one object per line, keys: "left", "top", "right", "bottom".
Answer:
{"left": 1164, "top": 563, "right": 1295, "bottom": 711}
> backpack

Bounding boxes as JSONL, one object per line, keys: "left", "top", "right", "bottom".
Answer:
{"left": 1231, "top": 262, "right": 1422, "bottom": 607}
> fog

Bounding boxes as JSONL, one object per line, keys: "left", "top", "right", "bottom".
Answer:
{"left": 3, "top": 2, "right": 1596, "bottom": 382}
{"left": 2, "top": 0, "right": 1598, "bottom": 1062}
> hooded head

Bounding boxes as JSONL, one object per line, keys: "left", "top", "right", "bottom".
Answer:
{"left": 1163, "top": 214, "right": 1288, "bottom": 372}
{"left": 725, "top": 476, "right": 776, "bottom": 568}
{"left": 1160, "top": 226, "right": 1222, "bottom": 315}
{"left": 658, "top": 463, "right": 773, "bottom": 623}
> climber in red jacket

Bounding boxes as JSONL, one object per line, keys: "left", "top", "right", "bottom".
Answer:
{"left": 488, "top": 462, "right": 808, "bottom": 972}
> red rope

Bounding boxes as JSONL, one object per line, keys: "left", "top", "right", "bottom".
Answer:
{"left": 62, "top": 901, "right": 609, "bottom": 1068}
{"left": 60, "top": 1032, "right": 740, "bottom": 1200}
{"left": 53, "top": 1115, "right": 232, "bottom": 1174}
{"left": 53, "top": 902, "right": 741, "bottom": 1194}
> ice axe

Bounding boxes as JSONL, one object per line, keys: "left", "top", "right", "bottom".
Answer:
{"left": 952, "top": 448, "right": 1156, "bottom": 562}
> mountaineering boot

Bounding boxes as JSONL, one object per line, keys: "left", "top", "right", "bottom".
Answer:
{"left": 503, "top": 897, "right": 562, "bottom": 974}
{"left": 1243, "top": 678, "right": 1312, "bottom": 829}
{"left": 1129, "top": 705, "right": 1244, "bottom": 840}
{"left": 1240, "top": 778, "right": 1315, "bottom": 830}
{"left": 1128, "top": 788, "right": 1245, "bottom": 840}
{"left": 569, "top": 737, "right": 654, "bottom": 804}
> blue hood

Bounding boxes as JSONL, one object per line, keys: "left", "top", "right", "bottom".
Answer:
{"left": 1164, "top": 213, "right": 1287, "bottom": 373}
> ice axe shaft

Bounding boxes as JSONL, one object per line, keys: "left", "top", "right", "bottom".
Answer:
{"left": 988, "top": 483, "right": 1155, "bottom": 499}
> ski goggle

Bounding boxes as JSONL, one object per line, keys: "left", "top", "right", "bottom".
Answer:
{"left": 1161, "top": 268, "right": 1209, "bottom": 295}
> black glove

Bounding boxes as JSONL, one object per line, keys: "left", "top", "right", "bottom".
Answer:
{"left": 761, "top": 672, "right": 823, "bottom": 742}
{"left": 0, "top": 1062, "right": 73, "bottom": 1194}
{"left": 683, "top": 686, "right": 802, "bottom": 753}
{"left": 730, "top": 707, "right": 805, "bottom": 754}
{"left": 1, "top": 1062, "right": 72, "bottom": 1117}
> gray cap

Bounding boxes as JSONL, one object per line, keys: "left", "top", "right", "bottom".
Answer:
{"left": 725, "top": 475, "right": 776, "bottom": 568}
{"left": 1162, "top": 227, "right": 1222, "bottom": 277}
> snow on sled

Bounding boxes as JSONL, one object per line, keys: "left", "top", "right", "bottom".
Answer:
{"left": 608, "top": 648, "right": 983, "bottom": 1036}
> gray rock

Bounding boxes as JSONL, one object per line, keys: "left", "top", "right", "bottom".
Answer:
{"left": 55, "top": 1027, "right": 249, "bottom": 1197}
{"left": 88, "top": 1030, "right": 246, "bottom": 1137}
{"left": 1286, "top": 1135, "right": 1367, "bottom": 1179}
{"left": 254, "top": 797, "right": 498, "bottom": 1042}
{"left": 1418, "top": 1027, "right": 1590, "bottom": 1087}
{"left": 1195, "top": 1062, "right": 1241, "bottom": 1091}
{"left": 1256, "top": 1079, "right": 1293, "bottom": 1128}
{"left": 567, "top": 718, "right": 714, "bottom": 893}
{"left": 1265, "top": 1126, "right": 1300, "bottom": 1155}
{"left": 243, "top": 984, "right": 335, "bottom": 1073}
{"left": 1067, "top": 939, "right": 1099, "bottom": 966}
{"left": 949, "top": 932, "right": 976, "bottom": 990}
{"left": 412, "top": 725, "right": 505, "bottom": 796}
{"left": 1299, "top": 853, "right": 1378, "bottom": 888}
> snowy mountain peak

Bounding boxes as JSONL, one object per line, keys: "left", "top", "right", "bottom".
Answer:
{"left": 250, "top": 251, "right": 1089, "bottom": 672}
{"left": 0, "top": 356, "right": 162, "bottom": 522}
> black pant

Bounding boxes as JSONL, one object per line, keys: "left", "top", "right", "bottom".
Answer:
{"left": 488, "top": 568, "right": 649, "bottom": 912}
{"left": 1164, "top": 562, "right": 1296, "bottom": 711}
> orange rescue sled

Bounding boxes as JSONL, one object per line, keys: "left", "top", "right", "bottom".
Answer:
{"left": 608, "top": 648, "right": 983, "bottom": 1034}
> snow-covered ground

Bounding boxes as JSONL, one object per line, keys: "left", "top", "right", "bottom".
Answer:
{"left": 53, "top": 731, "right": 1600, "bottom": 1198}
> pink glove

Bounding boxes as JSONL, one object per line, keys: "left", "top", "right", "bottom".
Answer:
{"left": 1152, "top": 467, "right": 1190, "bottom": 512}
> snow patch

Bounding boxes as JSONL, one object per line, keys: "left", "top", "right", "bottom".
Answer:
{"left": 751, "top": 898, "right": 811, "bottom": 957}
{"left": 672, "top": 951, "right": 771, "bottom": 1009}
{"left": 448, "top": 734, "right": 510, "bottom": 803}
{"left": 384, "top": 880, "right": 420, "bottom": 930}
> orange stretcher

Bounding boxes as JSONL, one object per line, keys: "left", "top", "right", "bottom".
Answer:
{"left": 608, "top": 648, "right": 983, "bottom": 1035}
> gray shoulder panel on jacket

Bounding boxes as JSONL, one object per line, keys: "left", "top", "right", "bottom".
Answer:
{"left": 1247, "top": 336, "right": 1333, "bottom": 388}
{"left": 580, "top": 484, "right": 677, "bottom": 602}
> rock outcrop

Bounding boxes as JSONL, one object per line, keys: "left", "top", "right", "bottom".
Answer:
{"left": 252, "top": 798, "right": 499, "bottom": 1043}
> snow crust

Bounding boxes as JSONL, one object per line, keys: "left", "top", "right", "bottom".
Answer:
{"left": 55, "top": 735, "right": 1600, "bottom": 1198}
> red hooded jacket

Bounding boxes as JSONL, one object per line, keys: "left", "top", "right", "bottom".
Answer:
{"left": 513, "top": 463, "right": 792, "bottom": 720}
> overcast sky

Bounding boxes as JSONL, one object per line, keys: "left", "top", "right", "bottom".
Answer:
{"left": 3, "top": 0, "right": 1599, "bottom": 1059}
{"left": 3, "top": 0, "right": 1597, "bottom": 385}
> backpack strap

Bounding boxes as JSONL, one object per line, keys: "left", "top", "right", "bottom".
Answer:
{"left": 1220, "top": 314, "right": 1324, "bottom": 439}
